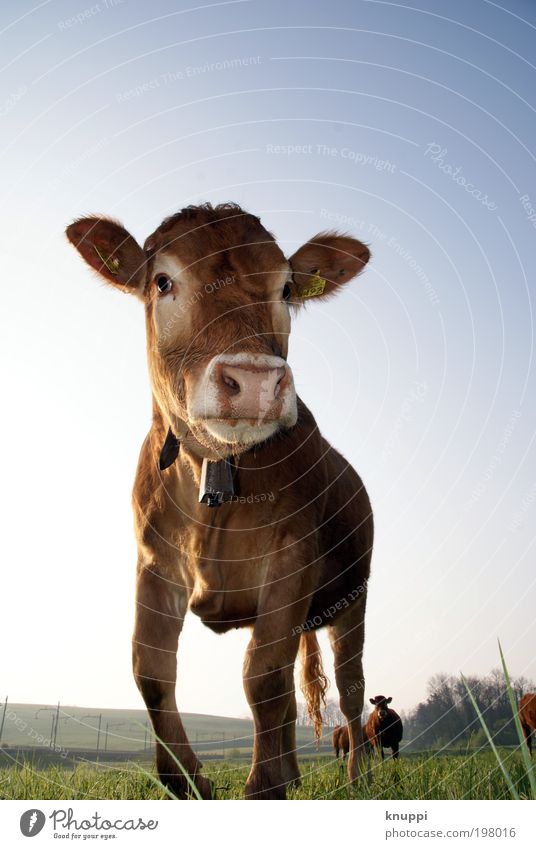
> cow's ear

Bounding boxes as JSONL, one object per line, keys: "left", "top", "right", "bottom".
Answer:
{"left": 66, "top": 216, "right": 146, "bottom": 300}
{"left": 386, "top": 697, "right": 392, "bottom": 703}
{"left": 369, "top": 698, "right": 376, "bottom": 705}
{"left": 288, "top": 232, "right": 370, "bottom": 305}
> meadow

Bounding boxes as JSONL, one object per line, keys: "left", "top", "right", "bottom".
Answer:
{"left": 3, "top": 660, "right": 534, "bottom": 803}
{"left": 0, "top": 750, "right": 534, "bottom": 801}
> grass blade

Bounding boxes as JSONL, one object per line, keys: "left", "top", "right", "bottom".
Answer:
{"left": 498, "top": 640, "right": 536, "bottom": 798}
{"left": 135, "top": 764, "right": 179, "bottom": 800}
{"left": 461, "top": 674, "right": 519, "bottom": 800}
{"left": 133, "top": 721, "right": 203, "bottom": 800}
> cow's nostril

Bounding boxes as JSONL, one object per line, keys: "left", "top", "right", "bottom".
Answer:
{"left": 274, "top": 369, "right": 285, "bottom": 397}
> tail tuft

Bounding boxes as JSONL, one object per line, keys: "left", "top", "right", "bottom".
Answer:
{"left": 299, "top": 631, "right": 329, "bottom": 740}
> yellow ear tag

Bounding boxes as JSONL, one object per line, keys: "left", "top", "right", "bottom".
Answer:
{"left": 94, "top": 245, "right": 120, "bottom": 275}
{"left": 301, "top": 269, "right": 326, "bottom": 299}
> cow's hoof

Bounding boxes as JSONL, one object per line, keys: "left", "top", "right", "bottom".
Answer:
{"left": 245, "top": 777, "right": 286, "bottom": 799}
{"left": 160, "top": 771, "right": 212, "bottom": 800}
{"left": 194, "top": 774, "right": 213, "bottom": 799}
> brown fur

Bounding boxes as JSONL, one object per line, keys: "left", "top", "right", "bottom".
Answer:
{"left": 66, "top": 202, "right": 373, "bottom": 799}
{"left": 333, "top": 725, "right": 349, "bottom": 759}
{"left": 365, "top": 695, "right": 403, "bottom": 760}
{"left": 519, "top": 693, "right": 536, "bottom": 754}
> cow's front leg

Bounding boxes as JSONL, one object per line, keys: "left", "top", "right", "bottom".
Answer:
{"left": 132, "top": 564, "right": 211, "bottom": 799}
{"left": 243, "top": 630, "right": 298, "bottom": 799}
{"left": 243, "top": 585, "right": 310, "bottom": 799}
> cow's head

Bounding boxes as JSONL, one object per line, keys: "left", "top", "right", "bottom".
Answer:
{"left": 66, "top": 203, "right": 370, "bottom": 459}
{"left": 370, "top": 695, "right": 392, "bottom": 720}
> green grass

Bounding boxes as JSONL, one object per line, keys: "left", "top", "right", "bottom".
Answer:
{"left": 461, "top": 641, "right": 536, "bottom": 800}
{"left": 1, "top": 751, "right": 534, "bottom": 800}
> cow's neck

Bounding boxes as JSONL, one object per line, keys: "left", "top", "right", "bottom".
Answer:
{"left": 158, "top": 415, "right": 237, "bottom": 508}
{"left": 168, "top": 414, "right": 220, "bottom": 461}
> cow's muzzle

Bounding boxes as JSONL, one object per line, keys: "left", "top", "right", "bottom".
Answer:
{"left": 187, "top": 353, "right": 298, "bottom": 445}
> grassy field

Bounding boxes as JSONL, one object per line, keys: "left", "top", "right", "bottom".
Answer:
{"left": 0, "top": 751, "right": 534, "bottom": 800}
{"left": 2, "top": 694, "right": 534, "bottom": 800}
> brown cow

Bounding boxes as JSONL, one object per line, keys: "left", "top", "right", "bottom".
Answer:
{"left": 365, "top": 695, "right": 403, "bottom": 760}
{"left": 333, "top": 724, "right": 371, "bottom": 760}
{"left": 66, "top": 202, "right": 373, "bottom": 799}
{"left": 519, "top": 693, "right": 536, "bottom": 754}
{"left": 333, "top": 725, "right": 349, "bottom": 759}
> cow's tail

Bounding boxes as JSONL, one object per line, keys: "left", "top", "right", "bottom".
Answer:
{"left": 299, "top": 631, "right": 329, "bottom": 740}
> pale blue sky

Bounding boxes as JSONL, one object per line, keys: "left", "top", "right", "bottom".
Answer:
{"left": 1, "top": 0, "right": 535, "bottom": 717}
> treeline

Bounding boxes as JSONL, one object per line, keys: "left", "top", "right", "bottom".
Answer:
{"left": 297, "top": 698, "right": 347, "bottom": 729}
{"left": 297, "top": 668, "right": 534, "bottom": 750}
{"left": 402, "top": 670, "right": 535, "bottom": 750}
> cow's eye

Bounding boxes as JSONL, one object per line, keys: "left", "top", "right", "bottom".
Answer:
{"left": 282, "top": 283, "right": 291, "bottom": 301}
{"left": 155, "top": 274, "right": 173, "bottom": 295}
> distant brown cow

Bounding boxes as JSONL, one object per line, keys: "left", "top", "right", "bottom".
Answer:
{"left": 365, "top": 695, "right": 403, "bottom": 760}
{"left": 66, "top": 202, "right": 373, "bottom": 799}
{"left": 333, "top": 725, "right": 349, "bottom": 759}
{"left": 333, "top": 724, "right": 372, "bottom": 759}
{"left": 519, "top": 693, "right": 536, "bottom": 754}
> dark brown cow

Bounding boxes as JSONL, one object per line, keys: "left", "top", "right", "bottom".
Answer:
{"left": 365, "top": 695, "right": 403, "bottom": 760}
{"left": 66, "top": 202, "right": 373, "bottom": 799}
{"left": 519, "top": 693, "right": 536, "bottom": 754}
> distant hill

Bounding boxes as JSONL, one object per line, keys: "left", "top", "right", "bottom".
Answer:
{"left": 0, "top": 703, "right": 328, "bottom": 764}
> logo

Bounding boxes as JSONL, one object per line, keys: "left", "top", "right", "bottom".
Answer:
{"left": 20, "top": 809, "right": 46, "bottom": 837}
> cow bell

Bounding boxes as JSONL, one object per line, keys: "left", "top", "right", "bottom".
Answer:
{"left": 198, "top": 458, "right": 235, "bottom": 507}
